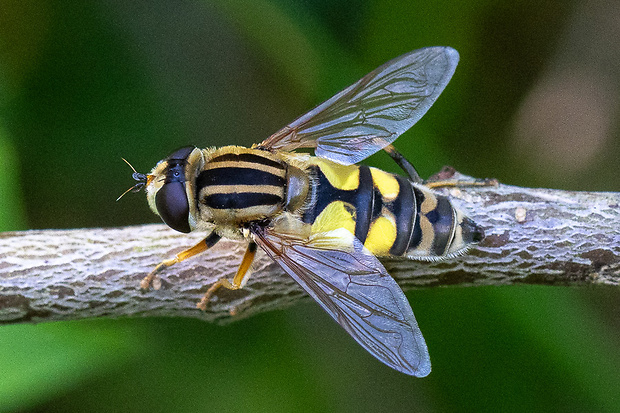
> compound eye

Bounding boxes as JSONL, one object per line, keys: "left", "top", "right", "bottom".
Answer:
{"left": 155, "top": 181, "right": 191, "bottom": 233}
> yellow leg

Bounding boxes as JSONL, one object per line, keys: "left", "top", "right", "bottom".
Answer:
{"left": 382, "top": 144, "right": 498, "bottom": 189}
{"left": 140, "top": 232, "right": 222, "bottom": 290}
{"left": 197, "top": 241, "right": 257, "bottom": 311}
{"left": 425, "top": 178, "right": 498, "bottom": 189}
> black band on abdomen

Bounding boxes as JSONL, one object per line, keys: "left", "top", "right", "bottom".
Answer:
{"left": 389, "top": 176, "right": 416, "bottom": 256}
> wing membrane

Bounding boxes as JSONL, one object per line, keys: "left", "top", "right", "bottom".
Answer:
{"left": 252, "top": 226, "right": 431, "bottom": 376}
{"left": 259, "top": 47, "right": 458, "bottom": 165}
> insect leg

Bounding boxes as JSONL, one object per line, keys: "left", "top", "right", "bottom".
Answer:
{"left": 424, "top": 179, "right": 497, "bottom": 189}
{"left": 197, "top": 241, "right": 257, "bottom": 311}
{"left": 383, "top": 144, "right": 497, "bottom": 189}
{"left": 140, "top": 231, "right": 222, "bottom": 290}
{"left": 383, "top": 144, "right": 422, "bottom": 183}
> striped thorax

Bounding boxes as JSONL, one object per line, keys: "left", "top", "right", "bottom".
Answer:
{"left": 146, "top": 145, "right": 310, "bottom": 237}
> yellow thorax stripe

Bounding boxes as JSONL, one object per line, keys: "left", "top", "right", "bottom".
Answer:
{"left": 204, "top": 160, "right": 285, "bottom": 177}
{"left": 200, "top": 185, "right": 283, "bottom": 196}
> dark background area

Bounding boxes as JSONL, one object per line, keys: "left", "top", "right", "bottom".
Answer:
{"left": 1, "top": 1, "right": 619, "bottom": 412}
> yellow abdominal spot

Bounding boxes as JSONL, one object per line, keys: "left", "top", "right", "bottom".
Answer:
{"left": 364, "top": 216, "right": 397, "bottom": 256}
{"left": 311, "top": 201, "right": 355, "bottom": 235}
{"left": 314, "top": 160, "right": 360, "bottom": 190}
{"left": 370, "top": 168, "right": 399, "bottom": 201}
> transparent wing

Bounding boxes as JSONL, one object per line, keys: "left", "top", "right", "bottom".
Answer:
{"left": 252, "top": 225, "right": 431, "bottom": 376}
{"left": 258, "top": 47, "right": 458, "bottom": 165}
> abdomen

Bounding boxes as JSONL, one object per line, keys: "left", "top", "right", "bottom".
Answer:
{"left": 301, "top": 158, "right": 483, "bottom": 259}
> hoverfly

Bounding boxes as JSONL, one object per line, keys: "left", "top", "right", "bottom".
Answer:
{"left": 126, "top": 47, "right": 484, "bottom": 377}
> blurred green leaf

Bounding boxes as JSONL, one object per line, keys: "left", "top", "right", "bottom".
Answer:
{"left": 496, "top": 287, "right": 620, "bottom": 412}
{"left": 0, "top": 320, "right": 143, "bottom": 413}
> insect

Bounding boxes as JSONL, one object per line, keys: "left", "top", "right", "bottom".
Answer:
{"left": 125, "top": 47, "right": 484, "bottom": 377}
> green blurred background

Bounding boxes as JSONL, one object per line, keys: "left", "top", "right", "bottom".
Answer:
{"left": 1, "top": 1, "right": 619, "bottom": 412}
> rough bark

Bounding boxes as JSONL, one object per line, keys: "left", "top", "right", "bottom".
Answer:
{"left": 1, "top": 176, "right": 618, "bottom": 325}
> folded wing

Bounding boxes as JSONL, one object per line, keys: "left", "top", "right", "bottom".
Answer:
{"left": 252, "top": 225, "right": 431, "bottom": 376}
{"left": 259, "top": 47, "right": 458, "bottom": 165}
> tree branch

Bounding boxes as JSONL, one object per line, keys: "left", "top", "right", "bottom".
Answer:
{"left": 1, "top": 175, "right": 619, "bottom": 325}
